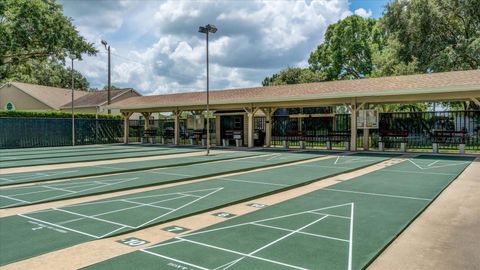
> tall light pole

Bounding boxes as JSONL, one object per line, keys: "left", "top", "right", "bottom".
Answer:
{"left": 71, "top": 57, "right": 75, "bottom": 146}
{"left": 198, "top": 24, "right": 217, "bottom": 156}
{"left": 101, "top": 39, "right": 112, "bottom": 114}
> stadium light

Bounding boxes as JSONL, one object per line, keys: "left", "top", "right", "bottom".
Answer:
{"left": 198, "top": 24, "right": 217, "bottom": 156}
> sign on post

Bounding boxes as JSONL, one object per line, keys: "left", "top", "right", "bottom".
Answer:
{"left": 357, "top": 109, "right": 379, "bottom": 129}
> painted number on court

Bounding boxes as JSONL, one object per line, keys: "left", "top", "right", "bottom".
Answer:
{"left": 117, "top": 237, "right": 150, "bottom": 247}
{"left": 247, "top": 203, "right": 268, "bottom": 209}
{"left": 212, "top": 212, "right": 236, "bottom": 218}
{"left": 162, "top": 225, "right": 190, "bottom": 234}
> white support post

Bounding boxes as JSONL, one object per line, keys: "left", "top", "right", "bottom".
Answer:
{"left": 215, "top": 115, "right": 221, "bottom": 146}
{"left": 141, "top": 112, "right": 151, "bottom": 130}
{"left": 261, "top": 107, "right": 277, "bottom": 147}
{"left": 350, "top": 100, "right": 357, "bottom": 151}
{"left": 173, "top": 109, "right": 182, "bottom": 145}
{"left": 244, "top": 106, "right": 259, "bottom": 148}
{"left": 122, "top": 112, "right": 133, "bottom": 144}
{"left": 363, "top": 128, "right": 369, "bottom": 151}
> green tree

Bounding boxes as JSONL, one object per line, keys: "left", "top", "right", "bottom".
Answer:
{"left": 0, "top": 0, "right": 96, "bottom": 89}
{"left": 308, "top": 15, "right": 382, "bottom": 80}
{"left": 382, "top": 0, "right": 480, "bottom": 72}
{"left": 102, "top": 85, "right": 122, "bottom": 90}
{"left": 262, "top": 67, "right": 325, "bottom": 86}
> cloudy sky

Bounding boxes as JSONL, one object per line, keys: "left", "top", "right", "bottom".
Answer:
{"left": 59, "top": 0, "right": 389, "bottom": 95}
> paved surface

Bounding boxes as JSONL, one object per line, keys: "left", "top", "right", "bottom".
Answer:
{"left": 0, "top": 153, "right": 393, "bottom": 266}
{"left": 85, "top": 155, "right": 473, "bottom": 270}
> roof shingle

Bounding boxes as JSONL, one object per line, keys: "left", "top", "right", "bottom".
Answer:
{"left": 110, "top": 70, "right": 480, "bottom": 109}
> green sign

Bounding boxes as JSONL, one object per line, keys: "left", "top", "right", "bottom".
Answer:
{"left": 162, "top": 225, "right": 190, "bottom": 234}
{"left": 4, "top": 102, "right": 15, "bottom": 111}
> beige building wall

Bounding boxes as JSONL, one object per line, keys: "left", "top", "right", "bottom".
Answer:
{"left": 0, "top": 85, "right": 53, "bottom": 111}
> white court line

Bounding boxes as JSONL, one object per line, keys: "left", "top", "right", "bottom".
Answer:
{"left": 219, "top": 177, "right": 288, "bottom": 187}
{"left": 428, "top": 160, "right": 440, "bottom": 167}
{"left": 347, "top": 203, "right": 354, "bottom": 270}
{"left": 18, "top": 214, "right": 102, "bottom": 239}
{"left": 1, "top": 170, "right": 79, "bottom": 182}
{"left": 47, "top": 195, "right": 190, "bottom": 232}
{"left": 251, "top": 222, "right": 349, "bottom": 243}
{"left": 266, "top": 154, "right": 281, "bottom": 161}
{"left": 322, "top": 188, "right": 431, "bottom": 201}
{"left": 220, "top": 215, "right": 329, "bottom": 269}
{"left": 140, "top": 250, "right": 210, "bottom": 270}
{"left": 181, "top": 203, "right": 354, "bottom": 238}
{"left": 408, "top": 159, "right": 470, "bottom": 170}
{"left": 1, "top": 177, "right": 139, "bottom": 205}
{"left": 98, "top": 226, "right": 129, "bottom": 238}
{"left": 293, "top": 164, "right": 351, "bottom": 169}
{"left": 0, "top": 195, "right": 29, "bottom": 203}
{"left": 52, "top": 208, "right": 135, "bottom": 228}
{"left": 380, "top": 169, "right": 457, "bottom": 176}
{"left": 135, "top": 187, "right": 223, "bottom": 228}
{"left": 43, "top": 186, "right": 76, "bottom": 193}
{"left": 56, "top": 217, "right": 85, "bottom": 225}
{"left": 179, "top": 238, "right": 308, "bottom": 270}
{"left": 309, "top": 212, "right": 350, "bottom": 219}
{"left": 149, "top": 171, "right": 195, "bottom": 177}
{"left": 334, "top": 156, "right": 341, "bottom": 165}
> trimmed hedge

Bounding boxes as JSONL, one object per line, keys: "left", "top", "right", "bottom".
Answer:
{"left": 0, "top": 110, "right": 121, "bottom": 119}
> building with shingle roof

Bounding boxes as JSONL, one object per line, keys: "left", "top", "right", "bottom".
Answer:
{"left": 0, "top": 82, "right": 140, "bottom": 115}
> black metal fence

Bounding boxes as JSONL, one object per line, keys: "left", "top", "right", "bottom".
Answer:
{"left": 0, "top": 117, "right": 123, "bottom": 149}
{"left": 376, "top": 111, "right": 480, "bottom": 151}
{"left": 269, "top": 110, "right": 480, "bottom": 152}
{"left": 271, "top": 114, "right": 351, "bottom": 149}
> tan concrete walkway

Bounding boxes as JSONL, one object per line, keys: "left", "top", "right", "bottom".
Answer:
{"left": 368, "top": 157, "right": 480, "bottom": 270}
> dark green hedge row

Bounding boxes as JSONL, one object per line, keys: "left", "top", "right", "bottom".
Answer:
{"left": 0, "top": 110, "right": 121, "bottom": 119}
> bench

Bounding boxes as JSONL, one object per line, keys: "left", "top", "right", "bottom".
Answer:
{"left": 327, "top": 131, "right": 351, "bottom": 150}
{"left": 432, "top": 130, "right": 467, "bottom": 153}
{"left": 142, "top": 129, "right": 157, "bottom": 144}
{"left": 223, "top": 130, "right": 243, "bottom": 147}
{"left": 379, "top": 130, "right": 408, "bottom": 152}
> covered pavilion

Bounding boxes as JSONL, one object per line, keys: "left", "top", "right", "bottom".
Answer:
{"left": 107, "top": 70, "right": 480, "bottom": 152}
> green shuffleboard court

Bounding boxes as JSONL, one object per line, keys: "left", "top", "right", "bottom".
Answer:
{"left": 0, "top": 153, "right": 394, "bottom": 265}
{"left": 0, "top": 144, "right": 187, "bottom": 162}
{"left": 0, "top": 144, "right": 132, "bottom": 155}
{"left": 85, "top": 155, "right": 473, "bottom": 270}
{"left": 0, "top": 150, "right": 266, "bottom": 186}
{"left": 0, "top": 151, "right": 328, "bottom": 208}
{"left": 0, "top": 146, "right": 203, "bottom": 169}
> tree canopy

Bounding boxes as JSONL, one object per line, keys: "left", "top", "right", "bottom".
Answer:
{"left": 0, "top": 0, "right": 97, "bottom": 90}
{"left": 263, "top": 0, "right": 480, "bottom": 92}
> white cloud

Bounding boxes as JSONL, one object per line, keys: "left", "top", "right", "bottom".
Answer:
{"left": 61, "top": 0, "right": 352, "bottom": 95}
{"left": 354, "top": 8, "right": 373, "bottom": 18}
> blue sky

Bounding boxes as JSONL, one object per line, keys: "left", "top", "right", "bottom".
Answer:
{"left": 60, "top": 0, "right": 391, "bottom": 95}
